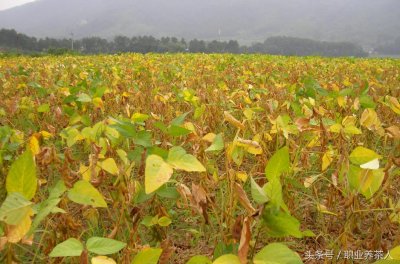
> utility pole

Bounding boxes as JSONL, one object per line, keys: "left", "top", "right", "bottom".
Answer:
{"left": 70, "top": 32, "right": 74, "bottom": 50}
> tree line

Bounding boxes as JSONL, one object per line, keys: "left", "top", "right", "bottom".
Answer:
{"left": 375, "top": 36, "right": 400, "bottom": 55}
{"left": 0, "top": 28, "right": 368, "bottom": 57}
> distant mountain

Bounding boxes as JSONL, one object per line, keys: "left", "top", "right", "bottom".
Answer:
{"left": 0, "top": 0, "right": 399, "bottom": 46}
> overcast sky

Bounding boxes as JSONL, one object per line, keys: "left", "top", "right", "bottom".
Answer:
{"left": 0, "top": 0, "right": 35, "bottom": 11}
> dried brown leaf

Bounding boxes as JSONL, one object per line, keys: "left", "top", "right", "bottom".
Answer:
{"left": 238, "top": 217, "right": 251, "bottom": 264}
{"left": 386, "top": 125, "right": 400, "bottom": 139}
{"left": 224, "top": 111, "right": 245, "bottom": 130}
{"left": 234, "top": 183, "right": 256, "bottom": 215}
{"left": 192, "top": 183, "right": 209, "bottom": 224}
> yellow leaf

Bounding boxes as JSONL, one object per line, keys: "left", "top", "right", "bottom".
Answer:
{"left": 39, "top": 130, "right": 53, "bottom": 139}
{"left": 308, "top": 97, "right": 315, "bottom": 106}
{"left": 122, "top": 92, "right": 130, "bottom": 98}
{"left": 7, "top": 207, "right": 33, "bottom": 243}
{"left": 317, "top": 203, "right": 337, "bottom": 216}
{"left": 302, "top": 105, "right": 313, "bottom": 118}
{"left": 99, "top": 158, "right": 119, "bottom": 176}
{"left": 29, "top": 136, "right": 40, "bottom": 155}
{"left": 343, "top": 125, "right": 362, "bottom": 135}
{"left": 264, "top": 132, "right": 272, "bottom": 141}
{"left": 252, "top": 133, "right": 262, "bottom": 142}
{"left": 92, "top": 97, "right": 104, "bottom": 110}
{"left": 353, "top": 97, "right": 360, "bottom": 110}
{"left": 348, "top": 166, "right": 384, "bottom": 199}
{"left": 244, "top": 96, "right": 252, "bottom": 104}
{"left": 343, "top": 79, "right": 352, "bottom": 87}
{"left": 387, "top": 96, "right": 400, "bottom": 115}
{"left": 145, "top": 155, "right": 174, "bottom": 194}
{"left": 79, "top": 164, "right": 91, "bottom": 181}
{"left": 329, "top": 124, "right": 342, "bottom": 133}
{"left": 243, "top": 108, "right": 254, "bottom": 120}
{"left": 183, "top": 122, "right": 196, "bottom": 134}
{"left": 236, "top": 171, "right": 248, "bottom": 183}
{"left": 202, "top": 133, "right": 216, "bottom": 143}
{"left": 337, "top": 96, "right": 346, "bottom": 108}
{"left": 79, "top": 71, "right": 88, "bottom": 80}
{"left": 322, "top": 151, "right": 334, "bottom": 171}
{"left": 387, "top": 246, "right": 400, "bottom": 260}
{"left": 349, "top": 146, "right": 381, "bottom": 165}
{"left": 317, "top": 106, "right": 327, "bottom": 116}
{"left": 360, "top": 108, "right": 382, "bottom": 132}
{"left": 91, "top": 256, "right": 117, "bottom": 264}
{"left": 236, "top": 138, "right": 263, "bottom": 155}
{"left": 342, "top": 116, "right": 356, "bottom": 127}
{"left": 307, "top": 134, "right": 320, "bottom": 148}
{"left": 213, "top": 254, "right": 241, "bottom": 264}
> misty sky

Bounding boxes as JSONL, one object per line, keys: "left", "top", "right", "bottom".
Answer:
{"left": 0, "top": 0, "right": 398, "bottom": 47}
{"left": 0, "top": 0, "right": 35, "bottom": 11}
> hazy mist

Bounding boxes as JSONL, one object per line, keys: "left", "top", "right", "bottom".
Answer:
{"left": 0, "top": 0, "right": 399, "bottom": 47}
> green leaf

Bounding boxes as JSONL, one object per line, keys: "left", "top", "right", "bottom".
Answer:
{"left": 29, "top": 181, "right": 66, "bottom": 236}
{"left": 194, "top": 105, "right": 206, "bottom": 120}
{"left": 76, "top": 93, "right": 92, "bottom": 102}
{"left": 167, "top": 147, "right": 206, "bottom": 172}
{"left": 6, "top": 150, "right": 37, "bottom": 200}
{"left": 348, "top": 165, "right": 385, "bottom": 199}
{"left": 343, "top": 125, "right": 362, "bottom": 135}
{"left": 99, "top": 158, "right": 119, "bottom": 175}
{"left": 187, "top": 255, "right": 212, "bottom": 264}
{"left": 359, "top": 95, "right": 376, "bottom": 109}
{"left": 388, "top": 246, "right": 400, "bottom": 260}
{"left": 28, "top": 198, "right": 61, "bottom": 236}
{"left": 141, "top": 215, "right": 159, "bottom": 227}
{"left": 37, "top": 104, "right": 50, "bottom": 113}
{"left": 265, "top": 146, "right": 290, "bottom": 181}
{"left": 302, "top": 230, "right": 316, "bottom": 237}
{"left": 110, "top": 118, "right": 137, "bottom": 138}
{"left": 213, "top": 242, "right": 237, "bottom": 260}
{"left": 302, "top": 77, "right": 328, "bottom": 98}
{"left": 131, "top": 248, "right": 163, "bottom": 264}
{"left": 134, "top": 130, "right": 152, "bottom": 147}
{"left": 349, "top": 147, "right": 381, "bottom": 165}
{"left": 171, "top": 112, "right": 190, "bottom": 126}
{"left": 261, "top": 205, "right": 303, "bottom": 238}
{"left": 253, "top": 243, "right": 303, "bottom": 264}
{"left": 213, "top": 254, "right": 241, "bottom": 264}
{"left": 264, "top": 179, "right": 286, "bottom": 209}
{"left": 230, "top": 143, "right": 244, "bottom": 166}
{"left": 156, "top": 185, "right": 180, "bottom": 199}
{"left": 86, "top": 237, "right": 126, "bottom": 255}
{"left": 158, "top": 216, "right": 172, "bottom": 227}
{"left": 49, "top": 238, "right": 84, "bottom": 257}
{"left": 68, "top": 180, "right": 107, "bottom": 208}
{"left": 154, "top": 121, "right": 168, "bottom": 133}
{"left": 145, "top": 155, "right": 174, "bottom": 194}
{"left": 131, "top": 112, "right": 150, "bottom": 124}
{"left": 167, "top": 125, "right": 192, "bottom": 137}
{"left": 250, "top": 177, "right": 269, "bottom": 204}
{"left": 205, "top": 133, "right": 224, "bottom": 152}
{"left": 48, "top": 180, "right": 67, "bottom": 200}
{"left": 0, "top": 192, "right": 32, "bottom": 225}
